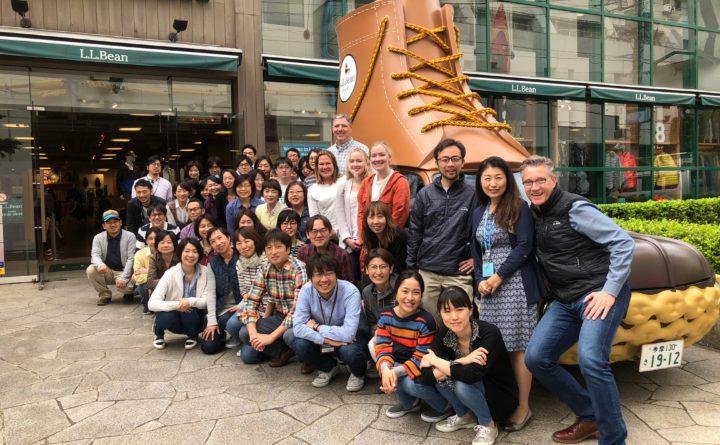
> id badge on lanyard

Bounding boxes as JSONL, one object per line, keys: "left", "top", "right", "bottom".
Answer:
{"left": 481, "top": 208, "right": 495, "bottom": 278}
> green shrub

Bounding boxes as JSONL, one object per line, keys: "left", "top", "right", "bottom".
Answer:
{"left": 600, "top": 198, "right": 720, "bottom": 225}
{"left": 615, "top": 218, "right": 720, "bottom": 272}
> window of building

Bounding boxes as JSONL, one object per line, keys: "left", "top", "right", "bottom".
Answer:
{"left": 651, "top": 105, "right": 693, "bottom": 200}
{"left": 604, "top": 0, "right": 649, "bottom": 17}
{"left": 446, "top": 0, "right": 487, "bottom": 72}
{"left": 698, "top": 31, "right": 720, "bottom": 91}
{"left": 652, "top": 0, "right": 694, "bottom": 25}
{"left": 604, "top": 18, "right": 651, "bottom": 85}
{"left": 698, "top": 1, "right": 720, "bottom": 28}
{"left": 487, "top": 95, "right": 549, "bottom": 157}
{"left": 489, "top": 1, "right": 547, "bottom": 77}
{"left": 550, "top": 11, "right": 602, "bottom": 82}
{"left": 697, "top": 107, "right": 720, "bottom": 198}
{"left": 262, "top": 0, "right": 304, "bottom": 27}
{"left": 550, "top": 0, "right": 601, "bottom": 10}
{"left": 653, "top": 24, "right": 695, "bottom": 89}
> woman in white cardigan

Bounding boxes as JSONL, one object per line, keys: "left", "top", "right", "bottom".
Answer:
{"left": 149, "top": 238, "right": 215, "bottom": 350}
{"left": 307, "top": 150, "right": 341, "bottom": 235}
{"left": 335, "top": 147, "right": 370, "bottom": 283}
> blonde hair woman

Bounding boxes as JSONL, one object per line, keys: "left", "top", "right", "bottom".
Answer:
{"left": 336, "top": 147, "right": 371, "bottom": 282}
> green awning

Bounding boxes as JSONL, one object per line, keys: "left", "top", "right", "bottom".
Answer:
{"left": 700, "top": 95, "right": 720, "bottom": 107}
{"left": 590, "top": 86, "right": 695, "bottom": 105}
{"left": 469, "top": 77, "right": 586, "bottom": 98}
{"left": 265, "top": 59, "right": 339, "bottom": 83}
{"left": 0, "top": 36, "right": 239, "bottom": 72}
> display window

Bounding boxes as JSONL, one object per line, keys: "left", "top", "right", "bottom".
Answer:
{"left": 487, "top": 95, "right": 549, "bottom": 157}
{"left": 653, "top": 24, "right": 695, "bottom": 89}
{"left": 550, "top": 11, "right": 602, "bottom": 82}
{"left": 698, "top": 107, "right": 720, "bottom": 198}
{"left": 489, "top": 1, "right": 548, "bottom": 78}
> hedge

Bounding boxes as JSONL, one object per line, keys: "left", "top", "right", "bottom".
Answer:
{"left": 600, "top": 198, "right": 720, "bottom": 225}
{"left": 615, "top": 218, "right": 720, "bottom": 272}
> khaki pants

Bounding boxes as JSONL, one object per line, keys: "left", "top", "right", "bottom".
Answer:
{"left": 419, "top": 269, "right": 474, "bottom": 321}
{"left": 86, "top": 265, "right": 133, "bottom": 300}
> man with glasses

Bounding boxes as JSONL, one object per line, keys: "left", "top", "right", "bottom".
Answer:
{"left": 328, "top": 114, "right": 368, "bottom": 174}
{"left": 291, "top": 254, "right": 366, "bottom": 391}
{"left": 298, "top": 215, "right": 353, "bottom": 282}
{"left": 235, "top": 156, "right": 254, "bottom": 176}
{"left": 407, "top": 138, "right": 475, "bottom": 320}
{"left": 520, "top": 155, "right": 634, "bottom": 445}
{"left": 131, "top": 155, "right": 173, "bottom": 202}
{"left": 87, "top": 210, "right": 136, "bottom": 305}
{"left": 242, "top": 144, "right": 257, "bottom": 165}
{"left": 274, "top": 157, "right": 295, "bottom": 199}
{"left": 179, "top": 198, "right": 205, "bottom": 241}
{"left": 136, "top": 204, "right": 181, "bottom": 249}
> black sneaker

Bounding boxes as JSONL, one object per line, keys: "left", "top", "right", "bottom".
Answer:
{"left": 421, "top": 406, "right": 453, "bottom": 423}
{"left": 122, "top": 293, "right": 134, "bottom": 304}
{"left": 385, "top": 401, "right": 421, "bottom": 419}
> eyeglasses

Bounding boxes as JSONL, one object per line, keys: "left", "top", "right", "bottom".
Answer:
{"left": 310, "top": 228, "right": 329, "bottom": 236}
{"left": 367, "top": 264, "right": 390, "bottom": 271}
{"left": 313, "top": 270, "right": 336, "bottom": 279}
{"left": 522, "top": 178, "right": 548, "bottom": 188}
{"left": 188, "top": 207, "right": 202, "bottom": 212}
{"left": 437, "top": 156, "right": 463, "bottom": 165}
{"left": 149, "top": 161, "right": 162, "bottom": 167}
{"left": 287, "top": 190, "right": 303, "bottom": 196}
{"left": 281, "top": 220, "right": 298, "bottom": 227}
{"left": 263, "top": 190, "right": 279, "bottom": 195}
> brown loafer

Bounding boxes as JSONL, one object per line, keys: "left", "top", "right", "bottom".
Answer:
{"left": 268, "top": 347, "right": 295, "bottom": 368}
{"left": 300, "top": 362, "right": 316, "bottom": 375}
{"left": 97, "top": 297, "right": 111, "bottom": 306}
{"left": 552, "top": 418, "right": 599, "bottom": 444}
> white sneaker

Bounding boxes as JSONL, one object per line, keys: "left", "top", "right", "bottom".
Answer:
{"left": 184, "top": 339, "right": 198, "bottom": 350}
{"left": 436, "top": 413, "right": 477, "bottom": 432}
{"left": 153, "top": 338, "right": 166, "bottom": 350}
{"left": 225, "top": 339, "right": 240, "bottom": 349}
{"left": 472, "top": 424, "right": 498, "bottom": 445}
{"left": 346, "top": 373, "right": 365, "bottom": 392}
{"left": 311, "top": 366, "right": 339, "bottom": 388}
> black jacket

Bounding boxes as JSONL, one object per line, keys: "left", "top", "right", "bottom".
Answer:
{"left": 126, "top": 196, "right": 165, "bottom": 236}
{"left": 407, "top": 175, "right": 475, "bottom": 275}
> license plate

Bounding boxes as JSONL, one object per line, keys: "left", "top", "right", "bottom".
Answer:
{"left": 639, "top": 339, "right": 684, "bottom": 372}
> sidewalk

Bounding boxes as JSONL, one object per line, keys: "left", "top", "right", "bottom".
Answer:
{"left": 1, "top": 272, "right": 719, "bottom": 445}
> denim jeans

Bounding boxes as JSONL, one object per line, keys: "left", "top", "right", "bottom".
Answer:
{"left": 396, "top": 375, "right": 448, "bottom": 412}
{"left": 292, "top": 336, "right": 367, "bottom": 376}
{"left": 237, "top": 313, "right": 291, "bottom": 364}
{"left": 200, "top": 311, "right": 234, "bottom": 355}
{"left": 136, "top": 284, "right": 149, "bottom": 312}
{"left": 154, "top": 308, "right": 204, "bottom": 339}
{"left": 436, "top": 380, "right": 492, "bottom": 425}
{"left": 525, "top": 284, "right": 631, "bottom": 445}
{"left": 225, "top": 312, "right": 245, "bottom": 343}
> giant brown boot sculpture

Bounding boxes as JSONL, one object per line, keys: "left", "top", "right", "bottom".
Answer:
{"left": 335, "top": 0, "right": 529, "bottom": 170}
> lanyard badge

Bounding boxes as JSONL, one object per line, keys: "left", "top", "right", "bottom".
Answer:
{"left": 481, "top": 208, "right": 495, "bottom": 278}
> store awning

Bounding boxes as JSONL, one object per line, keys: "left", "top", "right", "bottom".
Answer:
{"left": 700, "top": 94, "right": 720, "bottom": 107}
{"left": 0, "top": 35, "right": 240, "bottom": 72}
{"left": 265, "top": 58, "right": 339, "bottom": 83}
{"left": 590, "top": 86, "right": 695, "bottom": 105}
{"left": 468, "top": 76, "right": 586, "bottom": 99}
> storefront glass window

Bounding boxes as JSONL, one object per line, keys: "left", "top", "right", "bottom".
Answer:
{"left": 488, "top": 95, "right": 549, "bottom": 157}
{"left": 489, "top": 2, "right": 547, "bottom": 77}
{"left": 550, "top": 0, "right": 601, "bottom": 10}
{"left": 604, "top": 0, "right": 649, "bottom": 17}
{"left": 604, "top": 18, "right": 651, "bottom": 85}
{"left": 550, "top": 11, "right": 602, "bottom": 82}
{"left": 698, "top": 31, "right": 720, "bottom": 91}
{"left": 651, "top": 105, "right": 693, "bottom": 200}
{"left": 261, "top": 0, "right": 345, "bottom": 60}
{"left": 264, "top": 82, "right": 338, "bottom": 159}
{"left": 697, "top": 107, "right": 720, "bottom": 197}
{"left": 652, "top": 0, "right": 693, "bottom": 25}
{"left": 653, "top": 24, "right": 695, "bottom": 89}
{"left": 445, "top": 0, "right": 487, "bottom": 72}
{"left": 697, "top": 1, "right": 720, "bottom": 28}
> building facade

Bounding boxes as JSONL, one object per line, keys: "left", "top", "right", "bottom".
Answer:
{"left": 0, "top": 0, "right": 719, "bottom": 281}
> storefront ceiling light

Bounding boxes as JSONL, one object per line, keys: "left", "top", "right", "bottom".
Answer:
{"left": 179, "top": 148, "right": 195, "bottom": 152}
{"left": 303, "top": 133, "right": 320, "bottom": 137}
{"left": 119, "top": 127, "right": 142, "bottom": 132}
{"left": 3, "top": 123, "right": 29, "bottom": 128}
{"left": 22, "top": 146, "right": 34, "bottom": 150}
{"left": 215, "top": 130, "right": 232, "bottom": 135}
{"left": 15, "top": 136, "right": 34, "bottom": 141}
{"left": 194, "top": 141, "right": 202, "bottom": 145}
{"left": 97, "top": 168, "right": 110, "bottom": 172}
{"left": 229, "top": 149, "right": 239, "bottom": 153}
{"left": 39, "top": 156, "right": 48, "bottom": 160}
{"left": 129, "top": 113, "right": 154, "bottom": 117}
{"left": 111, "top": 138, "right": 130, "bottom": 142}
{"left": 106, "top": 147, "right": 124, "bottom": 151}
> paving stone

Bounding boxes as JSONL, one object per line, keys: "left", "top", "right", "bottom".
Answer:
{"left": 49, "top": 361, "right": 106, "bottom": 380}
{"left": 0, "top": 376, "right": 83, "bottom": 409}
{"left": 132, "top": 420, "right": 164, "bottom": 433}
{"left": 61, "top": 334, "right": 150, "bottom": 352}
{"left": 159, "top": 393, "right": 257, "bottom": 425}
{"left": 172, "top": 365, "right": 266, "bottom": 391}
{"left": 352, "top": 427, "right": 426, "bottom": 444}
{"left": 294, "top": 404, "right": 379, "bottom": 445}
{"left": 58, "top": 391, "right": 98, "bottom": 409}
{"left": 48, "top": 399, "right": 171, "bottom": 442}
{"left": 282, "top": 401, "right": 330, "bottom": 425}
{"left": 684, "top": 346, "right": 720, "bottom": 363}
{"left": 260, "top": 363, "right": 315, "bottom": 383}
{"left": 310, "top": 392, "right": 344, "bottom": 410}
{"left": 623, "top": 407, "right": 670, "bottom": 445}
{"left": 0, "top": 359, "right": 20, "bottom": 374}
{"left": 177, "top": 349, "right": 220, "bottom": 373}
{"left": 420, "top": 438, "right": 462, "bottom": 445}
{"left": 102, "top": 360, "right": 180, "bottom": 382}
{"left": 656, "top": 425, "right": 720, "bottom": 443}
{"left": 0, "top": 370, "right": 42, "bottom": 391}
{"left": 103, "top": 348, "right": 149, "bottom": 361}
{"left": 65, "top": 401, "right": 114, "bottom": 422}
{"left": 56, "top": 350, "right": 105, "bottom": 361}
{"left": 696, "top": 382, "right": 720, "bottom": 396}
{"left": 75, "top": 371, "right": 109, "bottom": 393}
{"left": 18, "top": 358, "right": 73, "bottom": 378}
{"left": 371, "top": 405, "right": 430, "bottom": 437}
{"left": 226, "top": 381, "right": 291, "bottom": 403}
{"left": 651, "top": 400, "right": 684, "bottom": 409}
{"left": 3, "top": 399, "right": 70, "bottom": 445}
{"left": 207, "top": 411, "right": 304, "bottom": 445}
{"left": 683, "top": 359, "right": 720, "bottom": 383}
{"left": 652, "top": 385, "right": 720, "bottom": 403}
{"left": 92, "top": 421, "right": 215, "bottom": 445}
{"left": 186, "top": 386, "right": 227, "bottom": 399}
{"left": 97, "top": 381, "right": 176, "bottom": 401}
{"left": 681, "top": 402, "right": 720, "bottom": 426}
{"left": 616, "top": 381, "right": 653, "bottom": 403}
{"left": 625, "top": 402, "right": 695, "bottom": 430}
{"left": 274, "top": 438, "right": 309, "bottom": 445}
{"left": 646, "top": 367, "right": 709, "bottom": 386}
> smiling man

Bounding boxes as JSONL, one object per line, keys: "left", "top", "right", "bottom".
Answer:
{"left": 131, "top": 155, "right": 173, "bottom": 202}
{"left": 298, "top": 215, "right": 353, "bottom": 282}
{"left": 327, "top": 114, "right": 368, "bottom": 174}
{"left": 87, "top": 210, "right": 137, "bottom": 305}
{"left": 520, "top": 155, "right": 634, "bottom": 445}
{"left": 291, "top": 254, "right": 366, "bottom": 391}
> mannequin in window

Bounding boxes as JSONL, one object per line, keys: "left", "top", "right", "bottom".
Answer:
{"left": 117, "top": 150, "right": 141, "bottom": 199}
{"left": 653, "top": 145, "right": 679, "bottom": 190}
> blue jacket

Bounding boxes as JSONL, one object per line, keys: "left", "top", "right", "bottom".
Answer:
{"left": 208, "top": 254, "right": 242, "bottom": 310}
{"left": 470, "top": 202, "right": 545, "bottom": 306}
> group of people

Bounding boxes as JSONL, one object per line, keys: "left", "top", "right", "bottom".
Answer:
{"left": 87, "top": 114, "right": 634, "bottom": 445}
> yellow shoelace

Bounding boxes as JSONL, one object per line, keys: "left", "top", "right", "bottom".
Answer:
{"left": 349, "top": 17, "right": 511, "bottom": 134}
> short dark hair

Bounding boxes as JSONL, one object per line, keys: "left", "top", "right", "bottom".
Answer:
{"left": 235, "top": 155, "right": 253, "bottom": 169}
{"left": 178, "top": 238, "right": 205, "bottom": 262}
{"left": 146, "top": 155, "right": 162, "bottom": 167}
{"left": 194, "top": 215, "right": 217, "bottom": 239}
{"left": 154, "top": 230, "right": 178, "bottom": 251}
{"left": 149, "top": 204, "right": 167, "bottom": 216}
{"left": 235, "top": 173, "right": 256, "bottom": 197}
{"left": 262, "top": 179, "right": 282, "bottom": 195}
{"left": 364, "top": 248, "right": 395, "bottom": 269}
{"left": 188, "top": 197, "right": 203, "bottom": 208}
{"left": 145, "top": 226, "right": 165, "bottom": 244}
{"left": 264, "top": 228, "right": 291, "bottom": 249}
{"left": 306, "top": 214, "right": 332, "bottom": 234}
{"left": 276, "top": 208, "right": 301, "bottom": 229}
{"left": 394, "top": 269, "right": 425, "bottom": 295}
{"left": 185, "top": 160, "right": 202, "bottom": 173}
{"left": 242, "top": 144, "right": 257, "bottom": 155}
{"left": 207, "top": 156, "right": 223, "bottom": 171}
{"left": 222, "top": 169, "right": 240, "bottom": 190}
{"left": 236, "top": 208, "right": 266, "bottom": 237}
{"left": 206, "top": 227, "right": 230, "bottom": 244}
{"left": 275, "top": 157, "right": 293, "bottom": 170}
{"left": 284, "top": 181, "right": 307, "bottom": 208}
{"left": 433, "top": 138, "right": 466, "bottom": 160}
{"left": 233, "top": 227, "right": 265, "bottom": 256}
{"left": 286, "top": 148, "right": 300, "bottom": 157}
{"left": 437, "top": 286, "right": 473, "bottom": 313}
{"left": 307, "top": 254, "right": 340, "bottom": 277}
{"left": 134, "top": 179, "right": 153, "bottom": 191}
{"left": 255, "top": 155, "right": 274, "bottom": 169}
{"left": 176, "top": 181, "right": 193, "bottom": 194}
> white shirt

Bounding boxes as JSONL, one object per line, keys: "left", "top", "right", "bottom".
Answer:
{"left": 166, "top": 199, "right": 188, "bottom": 227}
{"left": 335, "top": 177, "right": 359, "bottom": 249}
{"left": 131, "top": 175, "right": 173, "bottom": 202}
{"left": 308, "top": 180, "right": 340, "bottom": 230}
{"left": 371, "top": 170, "right": 394, "bottom": 201}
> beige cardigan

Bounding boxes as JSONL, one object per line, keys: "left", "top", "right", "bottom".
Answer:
{"left": 148, "top": 263, "right": 214, "bottom": 312}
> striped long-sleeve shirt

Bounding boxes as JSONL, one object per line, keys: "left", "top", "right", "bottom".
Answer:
{"left": 374, "top": 307, "right": 436, "bottom": 379}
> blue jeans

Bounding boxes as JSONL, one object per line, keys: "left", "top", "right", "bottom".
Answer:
{"left": 396, "top": 375, "right": 448, "bottom": 412}
{"left": 200, "top": 311, "right": 234, "bottom": 355}
{"left": 237, "top": 313, "right": 291, "bottom": 364}
{"left": 154, "top": 308, "right": 204, "bottom": 339}
{"left": 292, "top": 336, "right": 367, "bottom": 376}
{"left": 137, "top": 284, "right": 149, "bottom": 312}
{"left": 436, "top": 380, "right": 492, "bottom": 425}
{"left": 225, "top": 312, "right": 245, "bottom": 343}
{"left": 525, "top": 284, "right": 631, "bottom": 445}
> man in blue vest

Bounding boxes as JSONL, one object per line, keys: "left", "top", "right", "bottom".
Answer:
{"left": 521, "top": 155, "right": 634, "bottom": 445}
